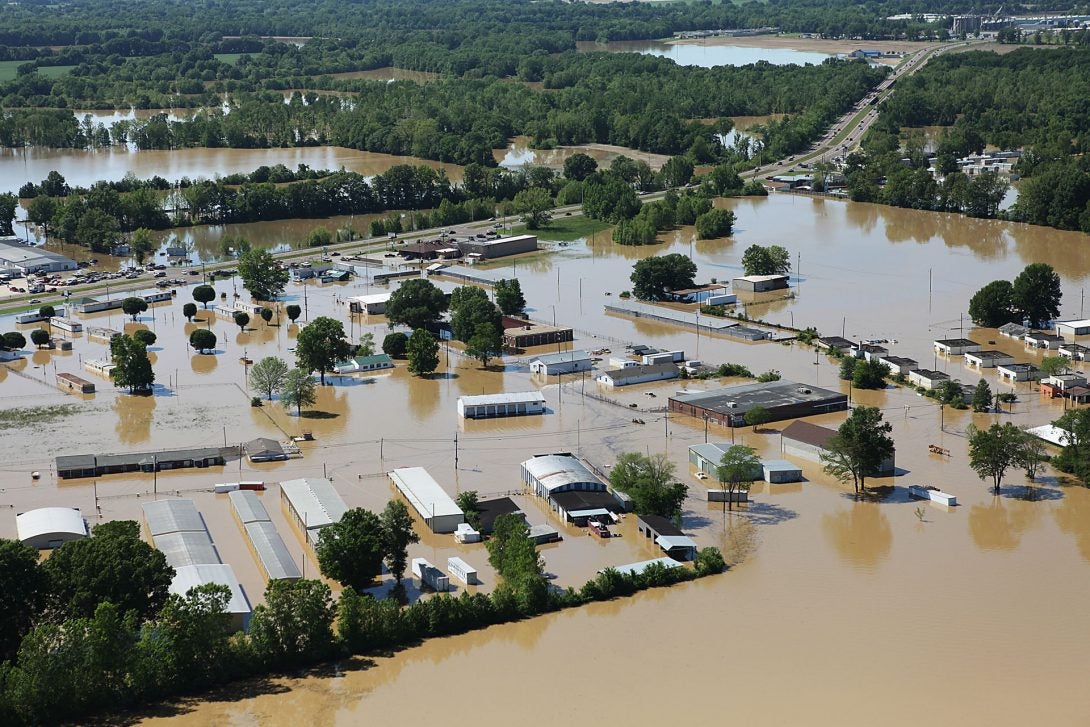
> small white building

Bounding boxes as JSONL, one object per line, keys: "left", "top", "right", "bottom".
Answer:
{"left": 49, "top": 317, "right": 83, "bottom": 333}
{"left": 457, "top": 391, "right": 546, "bottom": 419}
{"left": 596, "top": 363, "right": 678, "bottom": 387}
{"left": 1025, "top": 331, "right": 1065, "bottom": 350}
{"left": 1059, "top": 343, "right": 1090, "bottom": 361}
{"left": 529, "top": 350, "right": 593, "bottom": 376}
{"left": 1056, "top": 319, "right": 1090, "bottom": 340}
{"left": 83, "top": 358, "right": 116, "bottom": 378}
{"left": 15, "top": 507, "right": 88, "bottom": 549}
{"left": 934, "top": 338, "right": 981, "bottom": 356}
{"left": 852, "top": 343, "right": 889, "bottom": 362}
{"left": 877, "top": 355, "right": 918, "bottom": 375}
{"left": 997, "top": 363, "right": 1040, "bottom": 383}
{"left": 608, "top": 357, "right": 639, "bottom": 369}
{"left": 732, "top": 274, "right": 789, "bottom": 293}
{"left": 447, "top": 556, "right": 478, "bottom": 585}
{"left": 999, "top": 322, "right": 1028, "bottom": 339}
{"left": 908, "top": 368, "right": 951, "bottom": 390}
{"left": 388, "top": 467, "right": 464, "bottom": 533}
{"left": 347, "top": 292, "right": 392, "bottom": 315}
{"left": 964, "top": 350, "right": 1015, "bottom": 369}
{"left": 332, "top": 354, "right": 394, "bottom": 374}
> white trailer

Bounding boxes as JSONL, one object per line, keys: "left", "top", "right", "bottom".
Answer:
{"left": 447, "top": 557, "right": 479, "bottom": 585}
{"left": 412, "top": 557, "right": 450, "bottom": 592}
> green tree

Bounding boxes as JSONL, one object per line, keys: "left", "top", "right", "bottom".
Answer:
{"left": 967, "top": 422, "right": 1024, "bottom": 493}
{"left": 661, "top": 156, "right": 694, "bottom": 188}
{"left": 465, "top": 321, "right": 503, "bottom": 367}
{"left": 38, "top": 304, "right": 55, "bottom": 321}
{"left": 1012, "top": 263, "right": 1062, "bottom": 328}
{"left": 716, "top": 444, "right": 761, "bottom": 511}
{"left": 233, "top": 311, "right": 250, "bottom": 331}
{"left": 744, "top": 405, "right": 771, "bottom": 431}
{"left": 286, "top": 304, "right": 302, "bottom": 323}
{"left": 630, "top": 253, "right": 698, "bottom": 301}
{"left": 694, "top": 208, "right": 735, "bottom": 239}
{"left": 486, "top": 514, "right": 548, "bottom": 614}
{"left": 838, "top": 356, "right": 858, "bottom": 380}
{"left": 281, "top": 367, "right": 318, "bottom": 416}
{"left": 972, "top": 378, "right": 994, "bottom": 412}
{"left": 110, "top": 333, "right": 155, "bottom": 392}
{"left": 381, "top": 500, "right": 420, "bottom": 589}
{"left": 132, "top": 329, "right": 157, "bottom": 347}
{"left": 495, "top": 278, "right": 526, "bottom": 315}
{"left": 608, "top": 452, "right": 688, "bottom": 519}
{"left": 74, "top": 208, "right": 120, "bottom": 252}
{"left": 385, "top": 278, "right": 448, "bottom": 330}
{"left": 563, "top": 152, "right": 598, "bottom": 181}
{"left": 130, "top": 227, "right": 155, "bottom": 265}
{"left": 968, "top": 280, "right": 1017, "bottom": 327}
{"left": 2, "top": 331, "right": 26, "bottom": 350}
{"left": 1053, "top": 408, "right": 1090, "bottom": 481}
{"left": 247, "top": 579, "right": 335, "bottom": 668}
{"left": 512, "top": 187, "right": 553, "bottom": 229}
{"left": 192, "top": 284, "right": 216, "bottom": 309}
{"left": 249, "top": 356, "right": 289, "bottom": 400}
{"left": 357, "top": 331, "right": 375, "bottom": 356}
{"left": 30, "top": 328, "right": 50, "bottom": 348}
{"left": 406, "top": 328, "right": 440, "bottom": 376}
{"left": 740, "top": 244, "right": 791, "bottom": 276}
{"left": 189, "top": 328, "right": 216, "bottom": 354}
{"left": 383, "top": 331, "right": 409, "bottom": 358}
{"left": 819, "top": 406, "right": 895, "bottom": 495}
{"left": 260, "top": 307, "right": 274, "bottom": 325}
{"left": 42, "top": 520, "right": 173, "bottom": 622}
{"left": 304, "top": 226, "right": 332, "bottom": 248}
{"left": 852, "top": 359, "right": 890, "bottom": 389}
{"left": 450, "top": 286, "right": 500, "bottom": 342}
{"left": 121, "top": 296, "right": 148, "bottom": 321}
{"left": 0, "top": 538, "right": 48, "bottom": 660}
{"left": 1017, "top": 428, "right": 1049, "bottom": 481}
{"left": 456, "top": 490, "right": 482, "bottom": 531}
{"left": 295, "top": 316, "right": 351, "bottom": 385}
{"left": 1040, "top": 355, "right": 1067, "bottom": 377}
{"left": 182, "top": 302, "right": 197, "bottom": 321}
{"left": 316, "top": 508, "right": 386, "bottom": 591}
{"left": 238, "top": 247, "right": 289, "bottom": 301}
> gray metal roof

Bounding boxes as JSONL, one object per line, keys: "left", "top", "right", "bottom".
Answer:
{"left": 389, "top": 467, "right": 464, "bottom": 520}
{"left": 244, "top": 521, "right": 302, "bottom": 580}
{"left": 671, "top": 380, "right": 844, "bottom": 418}
{"left": 280, "top": 478, "right": 347, "bottom": 529}
{"left": 153, "top": 530, "right": 220, "bottom": 569}
{"left": 229, "top": 490, "right": 271, "bottom": 524}
{"left": 600, "top": 363, "right": 677, "bottom": 382}
{"left": 762, "top": 459, "right": 801, "bottom": 472}
{"left": 531, "top": 350, "right": 591, "bottom": 366}
{"left": 169, "top": 564, "right": 251, "bottom": 617}
{"left": 143, "top": 499, "right": 206, "bottom": 537}
{"left": 689, "top": 443, "right": 731, "bottom": 464}
{"left": 521, "top": 454, "right": 605, "bottom": 494}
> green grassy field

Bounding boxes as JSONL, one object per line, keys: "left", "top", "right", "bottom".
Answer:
{"left": 214, "top": 53, "right": 243, "bottom": 65}
{"left": 0, "top": 61, "right": 75, "bottom": 81}
{"left": 512, "top": 216, "right": 610, "bottom": 241}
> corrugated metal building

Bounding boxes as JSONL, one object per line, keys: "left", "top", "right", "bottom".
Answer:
{"left": 280, "top": 478, "right": 348, "bottom": 546}
{"left": 457, "top": 391, "right": 546, "bottom": 419}
{"left": 228, "top": 490, "right": 301, "bottom": 581}
{"left": 389, "top": 467, "right": 464, "bottom": 533}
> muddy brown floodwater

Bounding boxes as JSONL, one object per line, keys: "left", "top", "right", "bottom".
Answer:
{"left": 2, "top": 190, "right": 1090, "bottom": 725}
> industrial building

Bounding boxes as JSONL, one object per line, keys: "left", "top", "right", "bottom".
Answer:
{"left": 457, "top": 234, "right": 538, "bottom": 260}
{"left": 143, "top": 498, "right": 207, "bottom": 539}
{"left": 457, "top": 391, "right": 546, "bottom": 419}
{"left": 781, "top": 420, "right": 895, "bottom": 475}
{"left": 502, "top": 316, "right": 573, "bottom": 349}
{"left": 229, "top": 490, "right": 301, "bottom": 581}
{"left": 637, "top": 514, "right": 697, "bottom": 561}
{"left": 529, "top": 350, "right": 593, "bottom": 376}
{"left": 732, "top": 274, "right": 789, "bottom": 293}
{"left": 0, "top": 239, "right": 77, "bottom": 274}
{"left": 55, "top": 446, "right": 225, "bottom": 479}
{"left": 475, "top": 497, "right": 524, "bottom": 535}
{"left": 15, "top": 507, "right": 88, "bottom": 549}
{"left": 280, "top": 478, "right": 349, "bottom": 547}
{"left": 153, "top": 530, "right": 220, "bottom": 568}
{"left": 389, "top": 467, "right": 464, "bottom": 533}
{"left": 669, "top": 380, "right": 847, "bottom": 428}
{"left": 521, "top": 453, "right": 621, "bottom": 523}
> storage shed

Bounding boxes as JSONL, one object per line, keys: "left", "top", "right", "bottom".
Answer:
{"left": 143, "top": 499, "right": 206, "bottom": 538}
{"left": 412, "top": 557, "right": 450, "bottom": 592}
{"left": 15, "top": 507, "right": 88, "bottom": 549}
{"left": 280, "top": 478, "right": 348, "bottom": 544}
{"left": 389, "top": 467, "right": 464, "bottom": 533}
{"left": 169, "top": 564, "right": 252, "bottom": 632}
{"left": 457, "top": 391, "right": 546, "bottom": 419}
{"left": 636, "top": 514, "right": 697, "bottom": 561}
{"left": 229, "top": 490, "right": 301, "bottom": 581}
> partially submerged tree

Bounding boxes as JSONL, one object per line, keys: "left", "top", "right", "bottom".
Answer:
{"left": 249, "top": 356, "right": 289, "bottom": 400}
{"left": 967, "top": 422, "right": 1025, "bottom": 493}
{"left": 381, "top": 500, "right": 420, "bottom": 591}
{"left": 233, "top": 311, "right": 250, "bottom": 331}
{"left": 609, "top": 452, "right": 688, "bottom": 520}
{"left": 189, "top": 328, "right": 216, "bottom": 354}
{"left": 192, "top": 284, "right": 216, "bottom": 309}
{"left": 295, "top": 316, "right": 351, "bottom": 384}
{"left": 820, "top": 406, "right": 895, "bottom": 495}
{"left": 385, "top": 278, "right": 448, "bottom": 330}
{"left": 121, "top": 296, "right": 148, "bottom": 321}
{"left": 182, "top": 302, "right": 197, "bottom": 321}
{"left": 110, "top": 333, "right": 155, "bottom": 392}
{"left": 716, "top": 444, "right": 760, "bottom": 511}
{"left": 972, "top": 378, "right": 993, "bottom": 412}
{"left": 495, "top": 278, "right": 526, "bottom": 315}
{"left": 315, "top": 508, "right": 386, "bottom": 592}
{"left": 30, "top": 328, "right": 50, "bottom": 348}
{"left": 406, "top": 328, "right": 439, "bottom": 376}
{"left": 281, "top": 367, "right": 317, "bottom": 416}
{"left": 285, "top": 304, "right": 301, "bottom": 323}
{"left": 465, "top": 321, "right": 503, "bottom": 368}
{"left": 238, "top": 247, "right": 289, "bottom": 301}
{"left": 382, "top": 331, "right": 408, "bottom": 358}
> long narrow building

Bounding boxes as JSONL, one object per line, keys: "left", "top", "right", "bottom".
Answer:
{"left": 228, "top": 490, "right": 301, "bottom": 581}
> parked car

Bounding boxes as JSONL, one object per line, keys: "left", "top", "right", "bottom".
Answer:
{"left": 695, "top": 471, "right": 709, "bottom": 480}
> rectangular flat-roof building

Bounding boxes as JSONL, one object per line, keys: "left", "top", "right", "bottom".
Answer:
{"left": 815, "top": 336, "right": 854, "bottom": 352}
{"left": 1025, "top": 332, "right": 1065, "bottom": 349}
{"left": 458, "top": 391, "right": 546, "bottom": 419}
{"left": 1056, "top": 319, "right": 1090, "bottom": 340}
{"left": 781, "top": 420, "right": 895, "bottom": 475}
{"left": 457, "top": 234, "right": 537, "bottom": 260}
{"left": 280, "top": 478, "right": 348, "bottom": 545}
{"left": 229, "top": 490, "right": 301, "bottom": 581}
{"left": 998, "top": 363, "right": 1040, "bottom": 382}
{"left": 57, "top": 372, "right": 95, "bottom": 394}
{"left": 388, "top": 467, "right": 464, "bottom": 533}
{"left": 670, "top": 380, "right": 847, "bottom": 428}
{"left": 999, "top": 322, "right": 1028, "bottom": 339}
{"left": 1060, "top": 343, "right": 1090, "bottom": 361}
{"left": 934, "top": 339, "right": 981, "bottom": 356}
{"left": 476, "top": 497, "right": 525, "bottom": 535}
{"left": 637, "top": 514, "right": 697, "bottom": 561}
{"left": 154, "top": 531, "right": 220, "bottom": 569}
{"left": 0, "top": 240, "right": 77, "bottom": 274}
{"left": 604, "top": 557, "right": 683, "bottom": 577}
{"left": 529, "top": 350, "right": 592, "bottom": 376}
{"left": 877, "top": 355, "right": 919, "bottom": 375}
{"left": 965, "top": 350, "right": 1015, "bottom": 369}
{"left": 347, "top": 293, "right": 392, "bottom": 315}
{"left": 143, "top": 499, "right": 206, "bottom": 538}
{"left": 732, "top": 274, "right": 789, "bottom": 293}
{"left": 596, "top": 363, "right": 678, "bottom": 387}
{"left": 170, "top": 564, "right": 251, "bottom": 632}
{"left": 908, "top": 368, "right": 951, "bottom": 390}
{"left": 502, "top": 317, "right": 574, "bottom": 349}
{"left": 333, "top": 354, "right": 394, "bottom": 374}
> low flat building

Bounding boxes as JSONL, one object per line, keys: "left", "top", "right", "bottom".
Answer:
{"left": 58, "top": 447, "right": 224, "bottom": 479}
{"left": 77, "top": 290, "right": 172, "bottom": 315}
{"left": 732, "top": 274, "right": 789, "bottom": 293}
{"left": 1025, "top": 332, "right": 1065, "bottom": 350}
{"left": 529, "top": 350, "right": 592, "bottom": 376}
{"left": 934, "top": 338, "right": 981, "bottom": 356}
{"left": 781, "top": 420, "right": 895, "bottom": 475}
{"left": 388, "top": 467, "right": 464, "bottom": 533}
{"left": 457, "top": 391, "right": 546, "bottom": 419}
{"left": 153, "top": 530, "right": 220, "bottom": 569}
{"left": 0, "top": 240, "right": 77, "bottom": 274}
{"left": 280, "top": 478, "right": 348, "bottom": 547}
{"left": 1055, "top": 319, "right": 1090, "bottom": 340}
{"left": 997, "top": 363, "right": 1040, "bottom": 383}
{"left": 229, "top": 490, "right": 301, "bottom": 581}
{"left": 333, "top": 354, "right": 394, "bottom": 374}
{"left": 964, "top": 350, "right": 1015, "bottom": 369}
{"left": 447, "top": 556, "right": 478, "bottom": 585}
{"left": 143, "top": 499, "right": 206, "bottom": 539}
{"left": 57, "top": 372, "right": 95, "bottom": 394}
{"left": 670, "top": 380, "right": 847, "bottom": 428}
{"left": 1041, "top": 373, "right": 1089, "bottom": 399}
{"left": 346, "top": 293, "right": 392, "bottom": 315}
{"left": 637, "top": 514, "right": 697, "bottom": 561}
{"left": 666, "top": 284, "right": 727, "bottom": 304}
{"left": 596, "top": 363, "right": 678, "bottom": 387}
{"left": 16, "top": 507, "right": 88, "bottom": 549}
{"left": 852, "top": 343, "right": 889, "bottom": 362}
{"left": 83, "top": 358, "right": 116, "bottom": 378}
{"left": 528, "top": 523, "right": 560, "bottom": 545}
{"left": 245, "top": 437, "right": 287, "bottom": 463}
{"left": 815, "top": 336, "right": 854, "bottom": 352}
{"left": 877, "top": 355, "right": 918, "bottom": 375}
{"left": 604, "top": 557, "right": 683, "bottom": 577}
{"left": 908, "top": 368, "right": 951, "bottom": 390}
{"left": 50, "top": 317, "right": 82, "bottom": 333}
{"left": 87, "top": 327, "right": 122, "bottom": 344}
{"left": 502, "top": 317, "right": 573, "bottom": 349}
{"left": 476, "top": 497, "right": 524, "bottom": 535}
{"left": 1060, "top": 343, "right": 1090, "bottom": 361}
{"left": 761, "top": 459, "right": 803, "bottom": 483}
{"left": 457, "top": 234, "right": 537, "bottom": 260}
{"left": 999, "top": 322, "right": 1028, "bottom": 339}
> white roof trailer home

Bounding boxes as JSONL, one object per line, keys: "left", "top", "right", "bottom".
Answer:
{"left": 389, "top": 467, "right": 465, "bottom": 533}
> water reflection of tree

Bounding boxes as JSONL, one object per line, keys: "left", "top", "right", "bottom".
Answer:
{"left": 822, "top": 501, "right": 892, "bottom": 568}
{"left": 718, "top": 514, "right": 758, "bottom": 567}
{"left": 1053, "top": 486, "right": 1090, "bottom": 562}
{"left": 968, "top": 496, "right": 1040, "bottom": 551}
{"left": 406, "top": 374, "right": 440, "bottom": 420}
{"left": 113, "top": 393, "right": 155, "bottom": 445}
{"left": 844, "top": 200, "right": 881, "bottom": 235}
{"left": 1010, "top": 223, "right": 1090, "bottom": 281}
{"left": 190, "top": 352, "right": 218, "bottom": 375}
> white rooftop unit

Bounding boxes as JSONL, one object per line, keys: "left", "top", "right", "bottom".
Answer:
{"left": 389, "top": 467, "right": 465, "bottom": 533}
{"left": 169, "top": 564, "right": 252, "bottom": 632}
{"left": 142, "top": 499, "right": 205, "bottom": 537}
{"left": 153, "top": 530, "right": 221, "bottom": 569}
{"left": 280, "top": 478, "right": 348, "bottom": 533}
{"left": 15, "top": 507, "right": 88, "bottom": 549}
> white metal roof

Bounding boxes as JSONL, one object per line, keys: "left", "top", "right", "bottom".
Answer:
{"left": 153, "top": 530, "right": 221, "bottom": 568}
{"left": 389, "top": 467, "right": 463, "bottom": 519}
{"left": 348, "top": 292, "right": 391, "bottom": 305}
{"left": 458, "top": 391, "right": 546, "bottom": 407}
{"left": 169, "top": 564, "right": 251, "bottom": 616}
{"left": 656, "top": 534, "right": 697, "bottom": 551}
{"left": 142, "top": 499, "right": 205, "bottom": 537}
{"left": 244, "top": 521, "right": 302, "bottom": 580}
{"left": 229, "top": 489, "right": 271, "bottom": 524}
{"left": 521, "top": 454, "right": 605, "bottom": 494}
{"left": 1057, "top": 319, "right": 1090, "bottom": 328}
{"left": 531, "top": 350, "right": 591, "bottom": 366}
{"left": 280, "top": 478, "right": 348, "bottom": 530}
{"left": 15, "top": 507, "right": 88, "bottom": 543}
{"left": 602, "top": 557, "right": 682, "bottom": 576}
{"left": 734, "top": 274, "right": 787, "bottom": 283}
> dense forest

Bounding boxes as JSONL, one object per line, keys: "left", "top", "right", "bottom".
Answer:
{"left": 845, "top": 48, "right": 1090, "bottom": 232}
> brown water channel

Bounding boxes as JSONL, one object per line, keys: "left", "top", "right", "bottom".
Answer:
{"left": 2, "top": 192, "right": 1090, "bottom": 724}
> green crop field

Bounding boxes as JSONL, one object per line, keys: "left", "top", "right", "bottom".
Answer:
{"left": 0, "top": 61, "right": 75, "bottom": 81}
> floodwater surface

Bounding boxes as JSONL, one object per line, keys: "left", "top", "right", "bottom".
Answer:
{"left": 576, "top": 39, "right": 834, "bottom": 67}
{"left": 1, "top": 188, "right": 1090, "bottom": 724}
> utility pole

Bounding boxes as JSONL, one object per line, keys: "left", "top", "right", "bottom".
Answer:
{"left": 454, "top": 431, "right": 459, "bottom": 468}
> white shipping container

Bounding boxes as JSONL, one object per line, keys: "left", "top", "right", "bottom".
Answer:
{"left": 412, "top": 557, "right": 450, "bottom": 592}
{"left": 447, "top": 557, "right": 479, "bottom": 585}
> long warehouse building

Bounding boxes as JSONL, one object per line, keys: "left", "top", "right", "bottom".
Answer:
{"left": 280, "top": 478, "right": 348, "bottom": 548}
{"left": 388, "top": 467, "right": 465, "bottom": 533}
{"left": 228, "top": 490, "right": 301, "bottom": 581}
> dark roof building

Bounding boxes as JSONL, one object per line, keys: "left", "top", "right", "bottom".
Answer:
{"left": 669, "top": 380, "right": 847, "bottom": 428}
{"left": 476, "top": 497, "right": 524, "bottom": 535}
{"left": 56, "top": 447, "right": 225, "bottom": 479}
{"left": 636, "top": 514, "right": 697, "bottom": 561}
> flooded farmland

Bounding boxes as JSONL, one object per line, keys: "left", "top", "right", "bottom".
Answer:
{"left": 3, "top": 188, "right": 1090, "bottom": 724}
